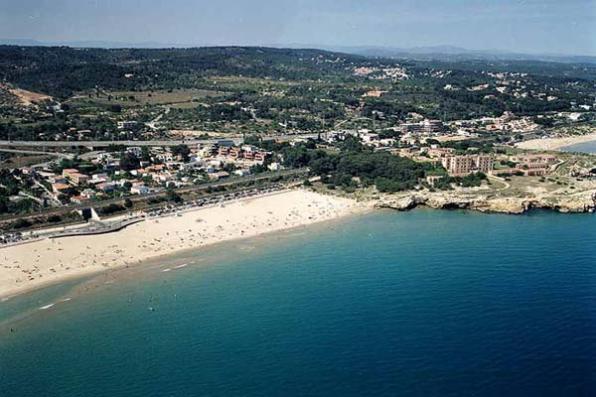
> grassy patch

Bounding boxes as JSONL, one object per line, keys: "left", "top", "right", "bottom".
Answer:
{"left": 69, "top": 88, "right": 228, "bottom": 108}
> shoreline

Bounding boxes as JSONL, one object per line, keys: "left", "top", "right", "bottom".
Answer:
{"left": 377, "top": 198, "right": 596, "bottom": 215}
{"left": 375, "top": 189, "right": 596, "bottom": 214}
{"left": 2, "top": 183, "right": 595, "bottom": 301}
{"left": 0, "top": 189, "right": 370, "bottom": 300}
{"left": 516, "top": 133, "right": 596, "bottom": 151}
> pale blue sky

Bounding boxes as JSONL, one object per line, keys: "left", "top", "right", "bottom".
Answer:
{"left": 0, "top": 0, "right": 595, "bottom": 55}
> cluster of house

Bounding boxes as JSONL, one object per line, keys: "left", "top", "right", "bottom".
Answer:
{"left": 320, "top": 119, "right": 446, "bottom": 149}
{"left": 36, "top": 141, "right": 275, "bottom": 204}
{"left": 36, "top": 121, "right": 145, "bottom": 141}
{"left": 37, "top": 127, "right": 96, "bottom": 141}
{"left": 33, "top": 115, "right": 157, "bottom": 142}
{"left": 217, "top": 144, "right": 269, "bottom": 162}
{"left": 352, "top": 66, "right": 409, "bottom": 80}
{"left": 45, "top": 168, "right": 116, "bottom": 201}
{"left": 448, "top": 71, "right": 588, "bottom": 107}
{"left": 497, "top": 154, "right": 558, "bottom": 177}
{"left": 447, "top": 112, "right": 539, "bottom": 135}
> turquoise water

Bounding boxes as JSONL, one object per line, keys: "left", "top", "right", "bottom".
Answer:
{"left": 1, "top": 210, "right": 595, "bottom": 396}
{"left": 562, "top": 140, "right": 596, "bottom": 154}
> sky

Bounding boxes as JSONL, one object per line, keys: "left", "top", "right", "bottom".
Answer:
{"left": 0, "top": 0, "right": 595, "bottom": 55}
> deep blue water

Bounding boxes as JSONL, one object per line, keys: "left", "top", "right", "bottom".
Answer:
{"left": 1, "top": 210, "right": 595, "bottom": 397}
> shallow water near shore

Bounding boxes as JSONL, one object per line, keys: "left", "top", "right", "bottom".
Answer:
{"left": 1, "top": 209, "right": 595, "bottom": 396}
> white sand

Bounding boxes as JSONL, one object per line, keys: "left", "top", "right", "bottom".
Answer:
{"left": 516, "top": 133, "right": 596, "bottom": 151}
{"left": 0, "top": 189, "right": 367, "bottom": 299}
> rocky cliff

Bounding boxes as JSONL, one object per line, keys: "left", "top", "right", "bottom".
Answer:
{"left": 375, "top": 191, "right": 596, "bottom": 214}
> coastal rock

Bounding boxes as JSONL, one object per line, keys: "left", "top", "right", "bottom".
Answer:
{"left": 374, "top": 190, "right": 596, "bottom": 215}
{"left": 471, "top": 198, "right": 527, "bottom": 214}
{"left": 375, "top": 195, "right": 422, "bottom": 211}
{"left": 425, "top": 194, "right": 476, "bottom": 210}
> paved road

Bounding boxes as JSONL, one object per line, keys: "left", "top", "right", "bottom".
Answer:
{"left": 262, "top": 133, "right": 319, "bottom": 142}
{"left": 0, "top": 133, "right": 325, "bottom": 148}
{"left": 0, "top": 139, "right": 244, "bottom": 148}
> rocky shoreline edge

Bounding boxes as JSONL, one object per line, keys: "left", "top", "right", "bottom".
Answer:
{"left": 374, "top": 192, "right": 596, "bottom": 215}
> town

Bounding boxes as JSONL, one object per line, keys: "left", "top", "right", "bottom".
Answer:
{"left": 1, "top": 46, "right": 595, "bottom": 239}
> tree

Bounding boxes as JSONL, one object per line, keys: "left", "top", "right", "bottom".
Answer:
{"left": 119, "top": 152, "right": 140, "bottom": 171}
{"left": 339, "top": 135, "right": 365, "bottom": 153}
{"left": 48, "top": 215, "right": 62, "bottom": 223}
{"left": 309, "top": 153, "right": 338, "bottom": 175}
{"left": 166, "top": 189, "right": 182, "bottom": 203}
{"left": 306, "top": 150, "right": 428, "bottom": 193}
{"left": 109, "top": 104, "right": 122, "bottom": 113}
{"left": 244, "top": 135, "right": 261, "bottom": 146}
{"left": 140, "top": 146, "right": 151, "bottom": 162}
{"left": 281, "top": 145, "right": 311, "bottom": 168}
{"left": 171, "top": 145, "right": 191, "bottom": 162}
{"left": 0, "top": 197, "right": 8, "bottom": 214}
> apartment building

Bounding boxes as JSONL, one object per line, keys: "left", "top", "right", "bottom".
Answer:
{"left": 441, "top": 155, "right": 494, "bottom": 176}
{"left": 400, "top": 119, "right": 444, "bottom": 135}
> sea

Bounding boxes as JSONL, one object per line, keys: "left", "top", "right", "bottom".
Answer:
{"left": 562, "top": 140, "right": 596, "bottom": 154}
{"left": 0, "top": 209, "right": 595, "bottom": 397}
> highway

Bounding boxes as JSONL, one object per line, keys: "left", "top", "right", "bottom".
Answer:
{"left": 0, "top": 138, "right": 244, "bottom": 148}
{"left": 0, "top": 133, "right": 326, "bottom": 148}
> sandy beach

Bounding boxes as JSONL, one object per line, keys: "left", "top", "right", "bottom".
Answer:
{"left": 0, "top": 189, "right": 367, "bottom": 300}
{"left": 516, "top": 133, "right": 596, "bottom": 151}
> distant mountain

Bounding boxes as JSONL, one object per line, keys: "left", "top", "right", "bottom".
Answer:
{"left": 0, "top": 38, "right": 187, "bottom": 48}
{"left": 391, "top": 45, "right": 473, "bottom": 55}
{"left": 0, "top": 38, "right": 47, "bottom": 46}
{"left": 321, "top": 45, "right": 596, "bottom": 64}
{"left": 2, "top": 38, "right": 595, "bottom": 64}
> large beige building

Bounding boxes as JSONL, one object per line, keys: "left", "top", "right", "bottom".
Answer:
{"left": 474, "top": 155, "right": 494, "bottom": 174}
{"left": 441, "top": 155, "right": 494, "bottom": 176}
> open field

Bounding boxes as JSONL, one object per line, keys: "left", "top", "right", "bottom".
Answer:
{"left": 0, "top": 84, "right": 52, "bottom": 106}
{"left": 0, "top": 153, "right": 55, "bottom": 169}
{"left": 68, "top": 88, "right": 228, "bottom": 108}
{"left": 9, "top": 88, "right": 52, "bottom": 106}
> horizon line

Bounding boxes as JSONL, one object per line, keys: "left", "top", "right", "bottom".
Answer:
{"left": 0, "top": 38, "right": 595, "bottom": 59}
